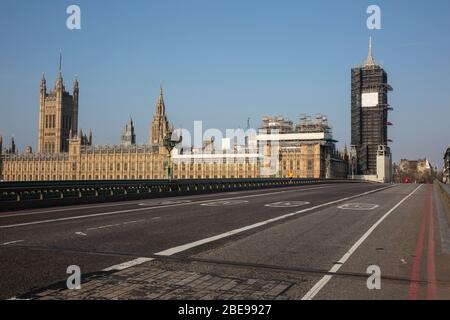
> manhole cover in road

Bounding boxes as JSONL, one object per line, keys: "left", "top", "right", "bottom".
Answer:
{"left": 201, "top": 200, "right": 249, "bottom": 207}
{"left": 265, "top": 201, "right": 310, "bottom": 208}
{"left": 338, "top": 203, "right": 379, "bottom": 210}
{"left": 139, "top": 200, "right": 192, "bottom": 206}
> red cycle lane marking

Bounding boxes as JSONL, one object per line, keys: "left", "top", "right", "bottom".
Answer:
{"left": 408, "top": 185, "right": 429, "bottom": 300}
{"left": 427, "top": 184, "right": 437, "bottom": 300}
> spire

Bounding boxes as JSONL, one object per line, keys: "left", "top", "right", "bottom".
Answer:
{"left": 10, "top": 136, "right": 16, "bottom": 154}
{"left": 365, "top": 37, "right": 376, "bottom": 66}
{"left": 40, "top": 72, "right": 46, "bottom": 91}
{"left": 73, "top": 74, "right": 79, "bottom": 92}
{"left": 59, "top": 49, "right": 62, "bottom": 75}
{"left": 56, "top": 50, "right": 64, "bottom": 87}
{"left": 156, "top": 83, "right": 165, "bottom": 115}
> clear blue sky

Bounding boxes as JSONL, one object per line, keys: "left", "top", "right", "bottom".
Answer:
{"left": 0, "top": 0, "right": 449, "bottom": 167}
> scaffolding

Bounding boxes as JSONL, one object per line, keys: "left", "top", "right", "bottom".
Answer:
{"left": 296, "top": 114, "right": 332, "bottom": 136}
{"left": 259, "top": 116, "right": 294, "bottom": 134}
{"left": 351, "top": 63, "right": 393, "bottom": 175}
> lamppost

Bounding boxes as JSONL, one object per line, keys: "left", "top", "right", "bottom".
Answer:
{"left": 163, "top": 132, "right": 182, "bottom": 180}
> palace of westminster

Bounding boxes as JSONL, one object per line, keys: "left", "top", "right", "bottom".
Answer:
{"left": 0, "top": 61, "right": 350, "bottom": 182}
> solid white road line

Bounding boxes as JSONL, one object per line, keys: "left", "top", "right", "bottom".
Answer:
{"left": 0, "top": 185, "right": 331, "bottom": 229}
{"left": 155, "top": 185, "right": 393, "bottom": 256}
{"left": 1, "top": 240, "right": 24, "bottom": 245}
{"left": 0, "top": 184, "right": 334, "bottom": 219}
{"left": 301, "top": 184, "right": 423, "bottom": 300}
{"left": 102, "top": 257, "right": 154, "bottom": 271}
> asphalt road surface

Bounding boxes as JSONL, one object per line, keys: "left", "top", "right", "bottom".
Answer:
{"left": 1, "top": 182, "right": 449, "bottom": 299}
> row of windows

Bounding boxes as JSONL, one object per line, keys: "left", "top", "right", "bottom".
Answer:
{"left": 5, "top": 174, "right": 159, "bottom": 181}
{"left": 173, "top": 174, "right": 256, "bottom": 179}
{"left": 4, "top": 162, "right": 160, "bottom": 171}
{"left": 44, "top": 115, "right": 72, "bottom": 130}
{"left": 44, "top": 142, "right": 57, "bottom": 154}
{"left": 45, "top": 114, "right": 56, "bottom": 129}
{"left": 62, "top": 115, "right": 71, "bottom": 130}
{"left": 173, "top": 163, "right": 256, "bottom": 169}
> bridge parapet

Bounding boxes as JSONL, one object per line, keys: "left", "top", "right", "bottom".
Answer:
{"left": 0, "top": 178, "right": 357, "bottom": 212}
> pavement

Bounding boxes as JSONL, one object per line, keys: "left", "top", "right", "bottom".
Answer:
{"left": 1, "top": 182, "right": 449, "bottom": 300}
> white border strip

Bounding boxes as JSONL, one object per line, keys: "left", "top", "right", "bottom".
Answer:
{"left": 102, "top": 257, "right": 154, "bottom": 271}
{"left": 301, "top": 184, "right": 422, "bottom": 300}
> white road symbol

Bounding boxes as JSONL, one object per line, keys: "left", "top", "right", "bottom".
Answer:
{"left": 338, "top": 203, "right": 379, "bottom": 210}
{"left": 201, "top": 200, "right": 249, "bottom": 207}
{"left": 265, "top": 201, "right": 310, "bottom": 208}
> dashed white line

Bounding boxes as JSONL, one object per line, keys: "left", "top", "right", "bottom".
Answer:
{"left": 102, "top": 257, "right": 154, "bottom": 271}
{"left": 1, "top": 240, "right": 24, "bottom": 245}
{"left": 87, "top": 220, "right": 146, "bottom": 231}
{"left": 301, "top": 184, "right": 422, "bottom": 300}
{"left": 122, "top": 219, "right": 146, "bottom": 225}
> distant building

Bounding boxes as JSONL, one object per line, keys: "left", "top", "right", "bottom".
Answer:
{"left": 1, "top": 84, "right": 170, "bottom": 181}
{"left": 394, "top": 158, "right": 435, "bottom": 183}
{"left": 351, "top": 38, "right": 393, "bottom": 182}
{"left": 150, "top": 85, "right": 171, "bottom": 145}
{"left": 443, "top": 147, "right": 450, "bottom": 184}
{"left": 171, "top": 114, "right": 348, "bottom": 179}
{"left": 120, "top": 118, "right": 136, "bottom": 146}
{"left": 38, "top": 54, "right": 79, "bottom": 153}
{"left": 1, "top": 56, "right": 348, "bottom": 181}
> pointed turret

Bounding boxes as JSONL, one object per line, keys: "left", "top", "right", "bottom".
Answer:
{"left": 40, "top": 73, "right": 46, "bottom": 93}
{"left": 364, "top": 37, "right": 376, "bottom": 67}
{"left": 73, "top": 75, "right": 79, "bottom": 92}
{"left": 88, "top": 130, "right": 93, "bottom": 145}
{"left": 55, "top": 50, "right": 64, "bottom": 90}
{"left": 10, "top": 136, "right": 16, "bottom": 154}
{"left": 121, "top": 118, "right": 136, "bottom": 146}
{"left": 150, "top": 84, "right": 170, "bottom": 145}
{"left": 156, "top": 83, "right": 165, "bottom": 115}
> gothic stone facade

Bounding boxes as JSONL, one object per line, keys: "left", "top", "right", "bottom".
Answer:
{"left": 0, "top": 71, "right": 348, "bottom": 181}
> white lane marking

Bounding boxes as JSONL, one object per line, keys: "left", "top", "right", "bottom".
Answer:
{"left": 0, "top": 201, "right": 144, "bottom": 219}
{"left": 139, "top": 200, "right": 192, "bottom": 206}
{"left": 301, "top": 184, "right": 422, "bottom": 300}
{"left": 200, "top": 200, "right": 249, "bottom": 207}
{"left": 102, "top": 257, "right": 154, "bottom": 271}
{"left": 122, "top": 219, "right": 146, "bottom": 225}
{"left": 337, "top": 203, "right": 379, "bottom": 210}
{"left": 86, "top": 219, "right": 146, "bottom": 231}
{"left": 0, "top": 185, "right": 332, "bottom": 229}
{"left": 1, "top": 240, "right": 24, "bottom": 245}
{"left": 155, "top": 185, "right": 394, "bottom": 256}
{"left": 0, "top": 184, "right": 333, "bottom": 218}
{"left": 265, "top": 201, "right": 310, "bottom": 208}
{"left": 75, "top": 232, "right": 87, "bottom": 236}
